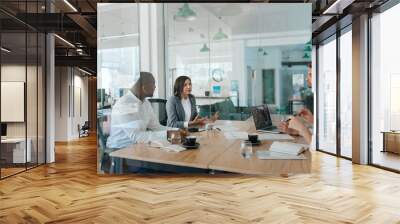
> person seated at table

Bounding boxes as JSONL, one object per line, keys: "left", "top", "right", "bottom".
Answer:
{"left": 107, "top": 71, "right": 167, "bottom": 149}
{"left": 278, "top": 63, "right": 314, "bottom": 144}
{"left": 167, "top": 75, "right": 218, "bottom": 128}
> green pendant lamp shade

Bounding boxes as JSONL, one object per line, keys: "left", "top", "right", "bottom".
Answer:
{"left": 200, "top": 43, "right": 210, "bottom": 52}
{"left": 175, "top": 3, "right": 197, "bottom": 21}
{"left": 213, "top": 28, "right": 228, "bottom": 41}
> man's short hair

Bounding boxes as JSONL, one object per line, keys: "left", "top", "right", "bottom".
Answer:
{"left": 135, "top": 72, "right": 155, "bottom": 87}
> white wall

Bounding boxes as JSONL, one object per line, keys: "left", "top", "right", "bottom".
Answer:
{"left": 55, "top": 67, "right": 89, "bottom": 141}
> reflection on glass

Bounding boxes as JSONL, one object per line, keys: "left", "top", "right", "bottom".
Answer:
{"left": 165, "top": 3, "right": 312, "bottom": 121}
{"left": 1, "top": 31, "right": 27, "bottom": 177}
{"left": 371, "top": 4, "right": 400, "bottom": 171}
{"left": 318, "top": 37, "right": 337, "bottom": 154}
{"left": 97, "top": 3, "right": 140, "bottom": 173}
{"left": 340, "top": 30, "right": 352, "bottom": 158}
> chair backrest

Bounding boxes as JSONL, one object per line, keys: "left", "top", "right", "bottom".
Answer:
{"left": 148, "top": 98, "right": 168, "bottom": 126}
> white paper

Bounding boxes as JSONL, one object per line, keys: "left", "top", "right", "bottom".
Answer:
{"left": 215, "top": 125, "right": 239, "bottom": 132}
{"left": 256, "top": 150, "right": 306, "bottom": 160}
{"left": 149, "top": 141, "right": 186, "bottom": 152}
{"left": 223, "top": 131, "right": 248, "bottom": 140}
{"left": 269, "top": 141, "right": 308, "bottom": 155}
{"left": 257, "top": 133, "right": 294, "bottom": 141}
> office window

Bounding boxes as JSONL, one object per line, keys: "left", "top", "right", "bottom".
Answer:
{"left": 340, "top": 29, "right": 352, "bottom": 158}
{"left": 371, "top": 4, "right": 400, "bottom": 171}
{"left": 165, "top": 3, "right": 312, "bottom": 120}
{"left": 317, "top": 36, "right": 337, "bottom": 154}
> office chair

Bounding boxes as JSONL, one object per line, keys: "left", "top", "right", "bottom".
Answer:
{"left": 97, "top": 116, "right": 121, "bottom": 174}
{"left": 78, "top": 121, "right": 90, "bottom": 138}
{"left": 148, "top": 98, "right": 168, "bottom": 126}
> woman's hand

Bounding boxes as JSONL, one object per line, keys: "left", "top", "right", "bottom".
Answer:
{"left": 298, "top": 108, "right": 313, "bottom": 125}
{"left": 210, "top": 111, "right": 219, "bottom": 122}
{"left": 189, "top": 115, "right": 206, "bottom": 126}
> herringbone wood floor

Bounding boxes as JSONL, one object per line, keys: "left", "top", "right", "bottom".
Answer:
{"left": 1, "top": 135, "right": 400, "bottom": 224}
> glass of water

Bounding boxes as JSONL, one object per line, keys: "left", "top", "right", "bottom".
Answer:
{"left": 240, "top": 141, "right": 253, "bottom": 159}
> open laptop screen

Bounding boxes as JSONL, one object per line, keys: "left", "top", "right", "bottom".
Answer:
{"left": 251, "top": 104, "right": 273, "bottom": 130}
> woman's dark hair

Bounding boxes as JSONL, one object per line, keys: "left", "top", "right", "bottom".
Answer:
{"left": 173, "top": 76, "right": 191, "bottom": 97}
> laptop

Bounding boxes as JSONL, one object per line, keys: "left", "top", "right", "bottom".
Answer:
{"left": 251, "top": 104, "right": 281, "bottom": 134}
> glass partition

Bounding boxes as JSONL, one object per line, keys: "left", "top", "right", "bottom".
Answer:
{"left": 1, "top": 30, "right": 28, "bottom": 177}
{"left": 339, "top": 28, "right": 352, "bottom": 158}
{"left": 97, "top": 3, "right": 140, "bottom": 173}
{"left": 97, "top": 3, "right": 311, "bottom": 174}
{"left": 0, "top": 2, "right": 46, "bottom": 179}
{"left": 317, "top": 36, "right": 337, "bottom": 154}
{"left": 371, "top": 4, "right": 400, "bottom": 171}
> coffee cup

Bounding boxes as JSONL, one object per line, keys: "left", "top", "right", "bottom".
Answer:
{"left": 185, "top": 136, "right": 197, "bottom": 146}
{"left": 248, "top": 134, "right": 258, "bottom": 143}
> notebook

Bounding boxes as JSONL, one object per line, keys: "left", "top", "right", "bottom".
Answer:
{"left": 268, "top": 141, "right": 309, "bottom": 155}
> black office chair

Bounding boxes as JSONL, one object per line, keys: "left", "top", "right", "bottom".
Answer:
{"left": 78, "top": 121, "right": 90, "bottom": 138}
{"left": 148, "top": 98, "right": 168, "bottom": 126}
{"left": 97, "top": 116, "right": 121, "bottom": 174}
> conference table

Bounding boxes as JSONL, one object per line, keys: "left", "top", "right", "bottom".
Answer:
{"left": 109, "top": 119, "right": 311, "bottom": 175}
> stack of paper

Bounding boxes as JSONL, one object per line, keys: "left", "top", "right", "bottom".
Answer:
{"left": 223, "top": 131, "right": 248, "bottom": 140}
{"left": 214, "top": 125, "right": 239, "bottom": 132}
{"left": 257, "top": 133, "right": 294, "bottom": 141}
{"left": 256, "top": 151, "right": 306, "bottom": 160}
{"left": 256, "top": 141, "right": 308, "bottom": 160}
{"left": 269, "top": 141, "right": 308, "bottom": 155}
{"left": 149, "top": 141, "right": 186, "bottom": 152}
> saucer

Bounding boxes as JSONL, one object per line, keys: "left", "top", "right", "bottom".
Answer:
{"left": 182, "top": 142, "right": 200, "bottom": 149}
{"left": 244, "top": 140, "right": 261, "bottom": 146}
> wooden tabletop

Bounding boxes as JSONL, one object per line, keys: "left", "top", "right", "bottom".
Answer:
{"left": 109, "top": 119, "right": 311, "bottom": 175}
{"left": 109, "top": 120, "right": 251, "bottom": 169}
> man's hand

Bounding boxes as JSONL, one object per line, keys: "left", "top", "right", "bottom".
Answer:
{"left": 298, "top": 108, "right": 313, "bottom": 125}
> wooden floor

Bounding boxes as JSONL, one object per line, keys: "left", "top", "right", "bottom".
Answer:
{"left": 372, "top": 150, "right": 400, "bottom": 171}
{"left": 1, "top": 135, "right": 400, "bottom": 223}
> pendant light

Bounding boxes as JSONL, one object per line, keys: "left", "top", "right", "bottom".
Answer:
{"left": 213, "top": 28, "right": 228, "bottom": 41}
{"left": 174, "top": 3, "right": 196, "bottom": 21}
{"left": 200, "top": 43, "right": 210, "bottom": 52}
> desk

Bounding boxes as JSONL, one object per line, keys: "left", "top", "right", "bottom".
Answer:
{"left": 382, "top": 131, "right": 400, "bottom": 154}
{"left": 1, "top": 138, "right": 31, "bottom": 164}
{"left": 109, "top": 120, "right": 311, "bottom": 175}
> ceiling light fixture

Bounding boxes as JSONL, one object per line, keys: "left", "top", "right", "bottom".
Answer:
{"left": 174, "top": 3, "right": 196, "bottom": 21}
{"left": 213, "top": 28, "right": 228, "bottom": 41}
{"left": 63, "top": 0, "right": 78, "bottom": 12}
{"left": 200, "top": 43, "right": 210, "bottom": 52}
{"left": 1, "top": 47, "right": 11, "bottom": 53}
{"left": 54, "top": 34, "right": 75, "bottom": 48}
{"left": 78, "top": 67, "right": 92, "bottom": 76}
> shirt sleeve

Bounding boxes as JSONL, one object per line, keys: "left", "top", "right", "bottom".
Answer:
{"left": 184, "top": 121, "right": 189, "bottom": 128}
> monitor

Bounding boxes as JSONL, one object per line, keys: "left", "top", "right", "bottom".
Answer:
{"left": 1, "top": 123, "right": 7, "bottom": 137}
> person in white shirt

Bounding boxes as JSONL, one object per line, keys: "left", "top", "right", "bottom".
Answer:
{"left": 107, "top": 72, "right": 167, "bottom": 149}
{"left": 166, "top": 76, "right": 218, "bottom": 128}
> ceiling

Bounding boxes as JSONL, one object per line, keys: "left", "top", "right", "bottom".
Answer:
{"left": 0, "top": 0, "right": 391, "bottom": 75}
